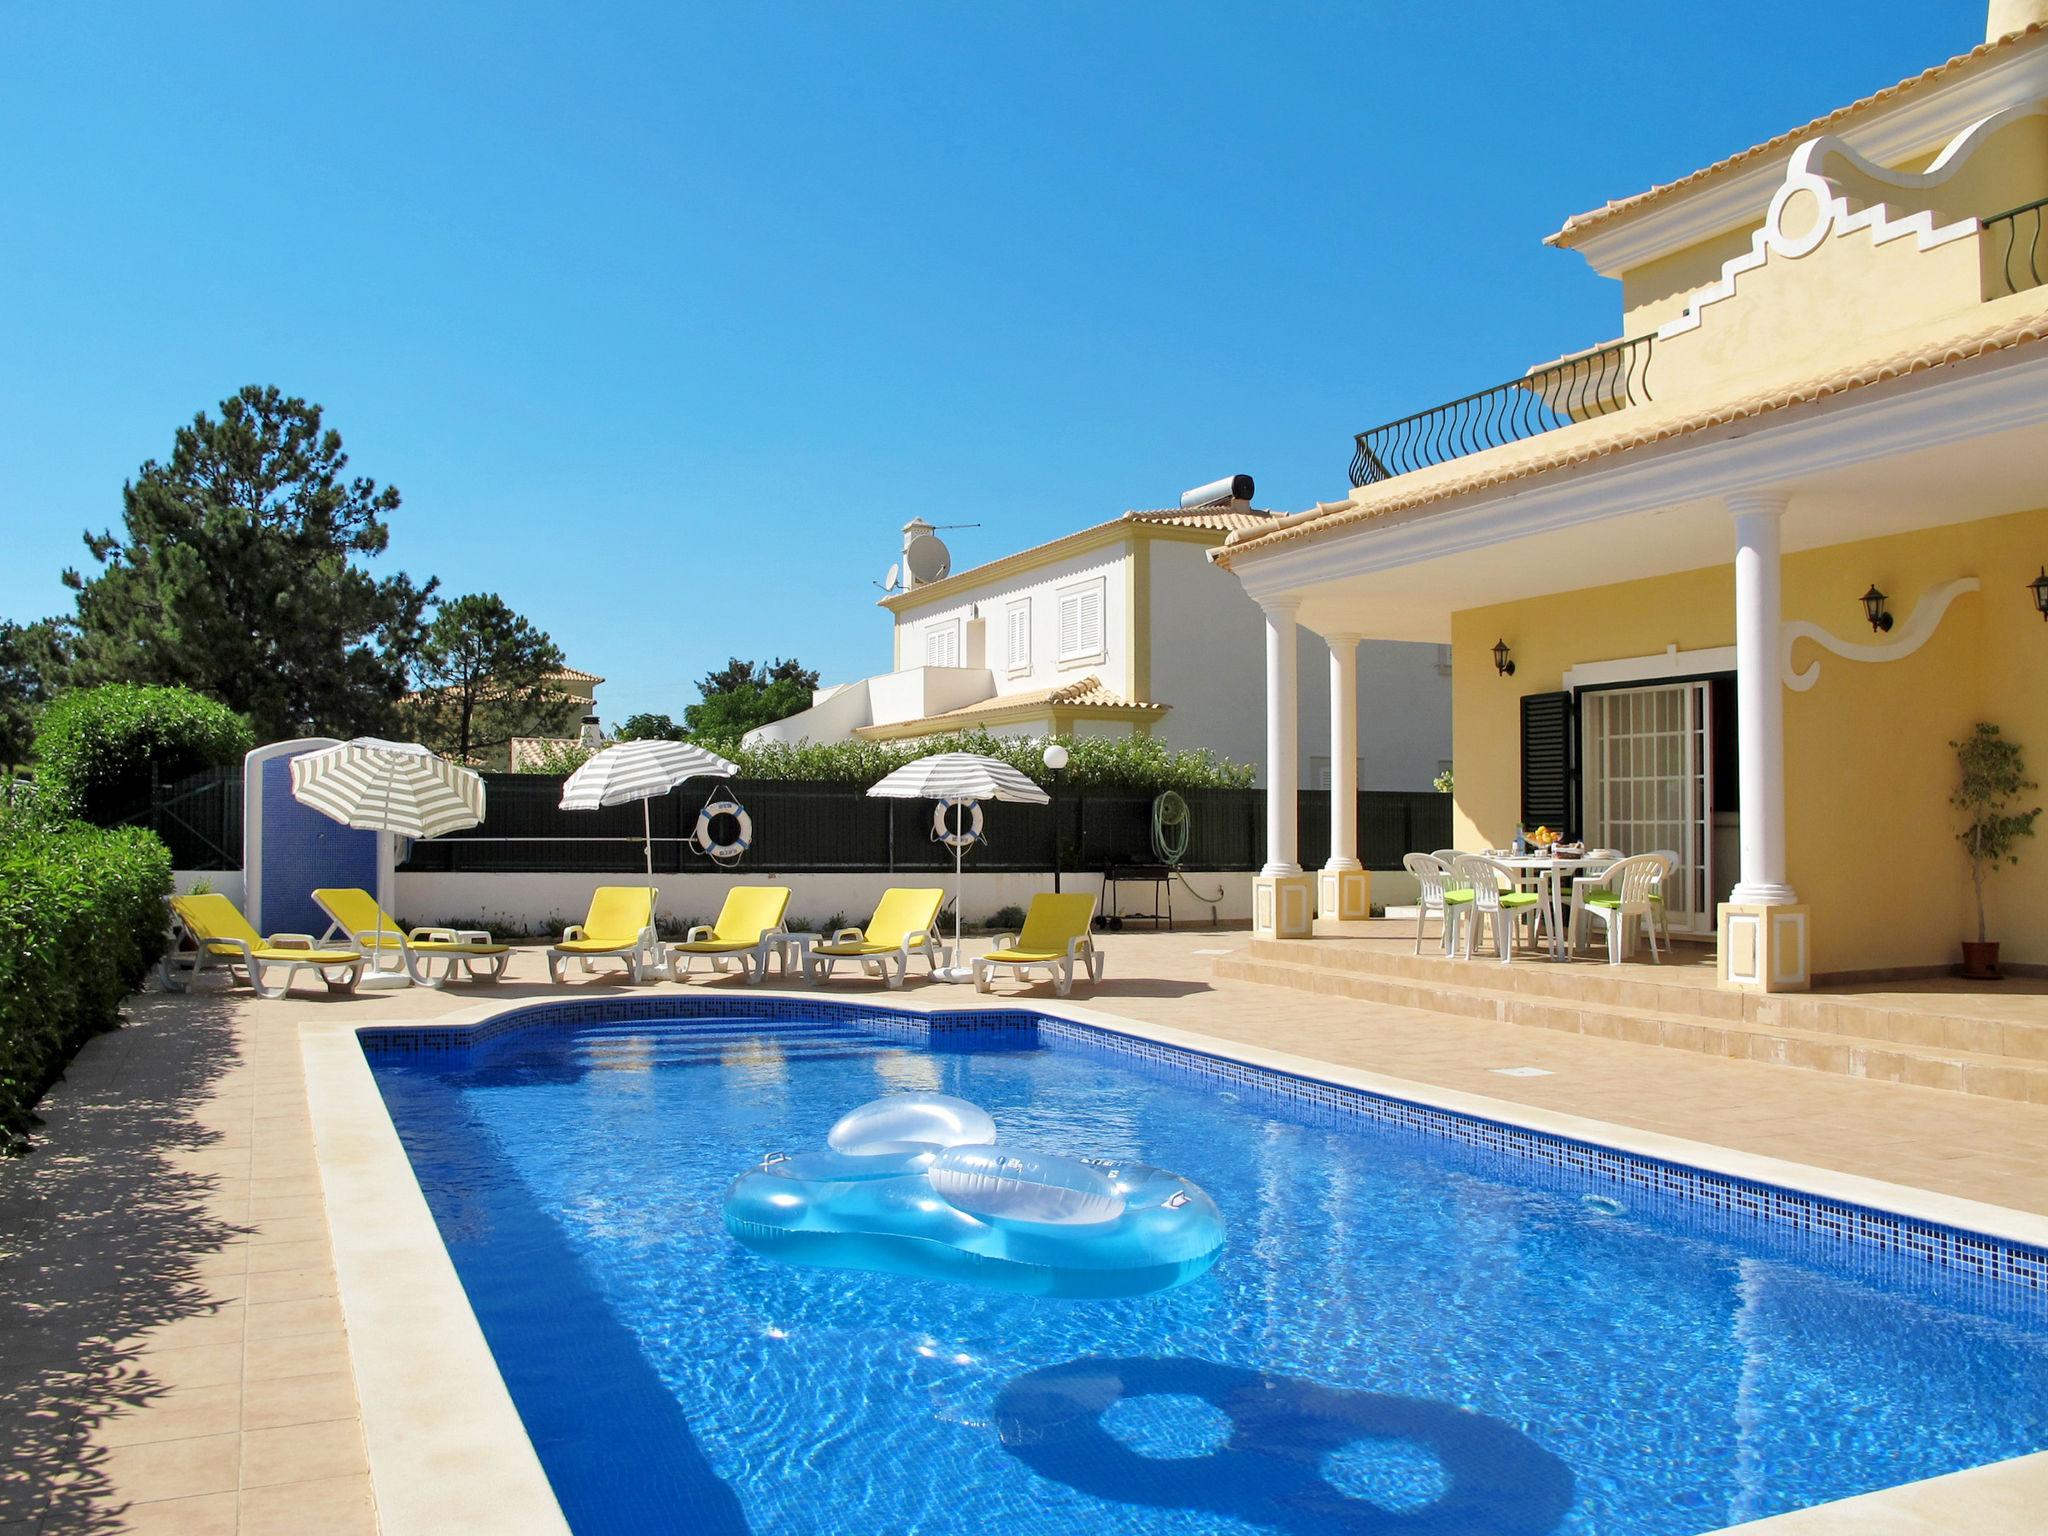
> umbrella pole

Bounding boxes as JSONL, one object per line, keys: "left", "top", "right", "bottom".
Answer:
{"left": 931, "top": 799, "right": 973, "bottom": 984}
{"left": 358, "top": 763, "right": 407, "bottom": 989}
{"left": 645, "top": 798, "right": 657, "bottom": 969}
{"left": 376, "top": 769, "right": 390, "bottom": 968}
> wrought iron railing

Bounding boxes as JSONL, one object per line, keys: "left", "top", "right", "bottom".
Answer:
{"left": 1350, "top": 333, "right": 1656, "bottom": 487}
{"left": 1984, "top": 194, "right": 2048, "bottom": 298}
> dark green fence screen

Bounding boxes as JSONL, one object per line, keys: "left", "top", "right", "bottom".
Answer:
{"left": 97, "top": 768, "right": 1451, "bottom": 876}
{"left": 394, "top": 775, "right": 1450, "bottom": 876}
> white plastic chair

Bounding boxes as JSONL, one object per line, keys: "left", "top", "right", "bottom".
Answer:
{"left": 1644, "top": 848, "right": 1680, "bottom": 947}
{"left": 1450, "top": 855, "right": 1545, "bottom": 964}
{"left": 1402, "top": 853, "right": 1472, "bottom": 955}
{"left": 1569, "top": 853, "right": 1670, "bottom": 964}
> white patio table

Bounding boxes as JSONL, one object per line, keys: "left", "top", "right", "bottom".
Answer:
{"left": 1487, "top": 852, "right": 1620, "bottom": 961}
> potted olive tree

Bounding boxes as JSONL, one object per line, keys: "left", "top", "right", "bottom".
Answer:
{"left": 1950, "top": 722, "right": 2041, "bottom": 979}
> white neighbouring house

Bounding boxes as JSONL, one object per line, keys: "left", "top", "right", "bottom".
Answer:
{"left": 745, "top": 481, "right": 1452, "bottom": 798}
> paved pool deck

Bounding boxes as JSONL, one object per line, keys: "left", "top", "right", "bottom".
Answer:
{"left": 3, "top": 926, "right": 2046, "bottom": 1533}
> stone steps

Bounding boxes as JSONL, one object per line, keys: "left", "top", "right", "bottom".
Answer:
{"left": 1245, "top": 938, "right": 2048, "bottom": 1061}
{"left": 1212, "top": 950, "right": 2048, "bottom": 1104}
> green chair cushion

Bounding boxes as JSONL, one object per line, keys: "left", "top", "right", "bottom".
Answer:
{"left": 1441, "top": 890, "right": 1475, "bottom": 905}
{"left": 1499, "top": 892, "right": 1541, "bottom": 909}
{"left": 1585, "top": 891, "right": 1622, "bottom": 908}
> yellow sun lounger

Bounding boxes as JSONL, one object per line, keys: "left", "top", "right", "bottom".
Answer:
{"left": 161, "top": 893, "right": 366, "bottom": 999}
{"left": 809, "top": 887, "right": 946, "bottom": 989}
{"left": 547, "top": 887, "right": 661, "bottom": 984}
{"left": 665, "top": 886, "right": 792, "bottom": 984}
{"left": 972, "top": 892, "right": 1104, "bottom": 998}
{"left": 311, "top": 888, "right": 511, "bottom": 989}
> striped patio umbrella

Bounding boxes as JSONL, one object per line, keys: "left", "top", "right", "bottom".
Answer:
{"left": 866, "top": 752, "right": 1048, "bottom": 982}
{"left": 290, "top": 739, "right": 487, "bottom": 980}
{"left": 558, "top": 740, "right": 740, "bottom": 923}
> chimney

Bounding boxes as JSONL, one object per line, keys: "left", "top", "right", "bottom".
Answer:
{"left": 578, "top": 712, "right": 601, "bottom": 748}
{"left": 900, "top": 517, "right": 935, "bottom": 591}
{"left": 1987, "top": 0, "right": 2048, "bottom": 40}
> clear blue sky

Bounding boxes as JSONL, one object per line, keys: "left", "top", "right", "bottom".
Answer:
{"left": 0, "top": 1, "right": 1968, "bottom": 723}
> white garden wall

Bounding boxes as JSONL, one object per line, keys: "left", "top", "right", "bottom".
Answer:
{"left": 396, "top": 868, "right": 1418, "bottom": 935}
{"left": 173, "top": 869, "right": 245, "bottom": 904}
{"left": 399, "top": 869, "right": 1259, "bottom": 935}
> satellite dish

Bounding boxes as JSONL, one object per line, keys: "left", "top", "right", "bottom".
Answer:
{"left": 881, "top": 562, "right": 901, "bottom": 593}
{"left": 905, "top": 533, "right": 951, "bottom": 585}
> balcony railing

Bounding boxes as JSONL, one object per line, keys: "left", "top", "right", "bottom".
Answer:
{"left": 1350, "top": 333, "right": 1656, "bottom": 488}
{"left": 1984, "top": 194, "right": 2048, "bottom": 298}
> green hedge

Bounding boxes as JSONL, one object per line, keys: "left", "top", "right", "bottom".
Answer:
{"left": 34, "top": 684, "right": 252, "bottom": 823}
{"left": 0, "top": 797, "right": 172, "bottom": 1151}
{"left": 521, "top": 728, "right": 1257, "bottom": 792}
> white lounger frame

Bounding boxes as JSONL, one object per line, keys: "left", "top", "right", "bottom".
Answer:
{"left": 160, "top": 909, "right": 363, "bottom": 1001}
{"left": 809, "top": 927, "right": 941, "bottom": 990}
{"left": 971, "top": 933, "right": 1105, "bottom": 998}
{"left": 318, "top": 921, "right": 512, "bottom": 990}
{"left": 664, "top": 924, "right": 789, "bottom": 985}
{"left": 546, "top": 925, "right": 662, "bottom": 985}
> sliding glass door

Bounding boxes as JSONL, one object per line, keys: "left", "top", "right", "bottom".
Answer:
{"left": 1581, "top": 681, "right": 1715, "bottom": 934}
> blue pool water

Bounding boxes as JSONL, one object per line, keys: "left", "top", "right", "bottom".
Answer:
{"left": 368, "top": 1009, "right": 2048, "bottom": 1536}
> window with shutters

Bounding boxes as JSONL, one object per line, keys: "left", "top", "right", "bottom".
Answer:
{"left": 1055, "top": 578, "right": 1105, "bottom": 665}
{"left": 1519, "top": 691, "right": 1578, "bottom": 837}
{"left": 924, "top": 620, "right": 961, "bottom": 668}
{"left": 1005, "top": 599, "right": 1031, "bottom": 673}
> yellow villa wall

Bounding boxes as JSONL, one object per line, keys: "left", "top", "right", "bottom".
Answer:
{"left": 1450, "top": 506, "right": 2048, "bottom": 977}
{"left": 1619, "top": 114, "right": 2048, "bottom": 338}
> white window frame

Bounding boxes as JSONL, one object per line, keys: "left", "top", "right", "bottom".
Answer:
{"left": 1055, "top": 577, "right": 1106, "bottom": 668}
{"left": 1004, "top": 598, "right": 1032, "bottom": 675}
{"left": 924, "top": 619, "right": 962, "bottom": 669}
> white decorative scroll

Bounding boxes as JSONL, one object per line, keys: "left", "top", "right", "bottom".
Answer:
{"left": 1781, "top": 577, "right": 1980, "bottom": 691}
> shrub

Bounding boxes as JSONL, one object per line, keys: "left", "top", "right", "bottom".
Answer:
{"left": 985, "top": 904, "right": 1028, "bottom": 932}
{"left": 0, "top": 798, "right": 173, "bottom": 1150}
{"left": 33, "top": 684, "right": 253, "bottom": 823}
{"left": 687, "top": 730, "right": 1256, "bottom": 792}
{"left": 518, "top": 737, "right": 599, "bottom": 776}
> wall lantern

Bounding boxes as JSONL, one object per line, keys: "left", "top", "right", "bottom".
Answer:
{"left": 1859, "top": 584, "right": 1894, "bottom": 633}
{"left": 1491, "top": 638, "right": 1516, "bottom": 678}
{"left": 2030, "top": 566, "right": 2048, "bottom": 622}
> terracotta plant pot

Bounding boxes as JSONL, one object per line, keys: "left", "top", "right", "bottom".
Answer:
{"left": 1959, "top": 940, "right": 2003, "bottom": 980}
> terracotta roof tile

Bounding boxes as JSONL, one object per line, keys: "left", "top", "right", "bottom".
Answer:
{"left": 1550, "top": 24, "right": 2048, "bottom": 247}
{"left": 1121, "top": 507, "right": 1280, "bottom": 532}
{"left": 882, "top": 505, "right": 1275, "bottom": 608}
{"left": 1218, "top": 305, "right": 2048, "bottom": 565}
{"left": 852, "top": 675, "right": 1167, "bottom": 737}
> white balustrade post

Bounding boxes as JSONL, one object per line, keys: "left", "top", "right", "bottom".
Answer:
{"left": 1262, "top": 599, "right": 1302, "bottom": 877}
{"left": 1320, "top": 633, "right": 1370, "bottom": 919}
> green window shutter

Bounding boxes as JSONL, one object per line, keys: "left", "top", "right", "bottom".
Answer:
{"left": 1519, "top": 691, "right": 1578, "bottom": 836}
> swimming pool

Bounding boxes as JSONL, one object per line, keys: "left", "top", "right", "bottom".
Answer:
{"left": 366, "top": 1001, "right": 2048, "bottom": 1536}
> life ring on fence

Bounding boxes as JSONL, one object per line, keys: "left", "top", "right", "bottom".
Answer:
{"left": 693, "top": 794, "right": 752, "bottom": 865}
{"left": 932, "top": 797, "right": 983, "bottom": 851}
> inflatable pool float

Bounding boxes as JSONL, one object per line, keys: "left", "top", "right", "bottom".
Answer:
{"left": 723, "top": 1092, "right": 1224, "bottom": 1298}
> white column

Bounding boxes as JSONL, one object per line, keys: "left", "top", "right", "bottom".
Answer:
{"left": 1727, "top": 491, "right": 1797, "bottom": 905}
{"left": 1324, "top": 633, "right": 1362, "bottom": 872}
{"left": 1261, "top": 598, "right": 1301, "bottom": 876}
